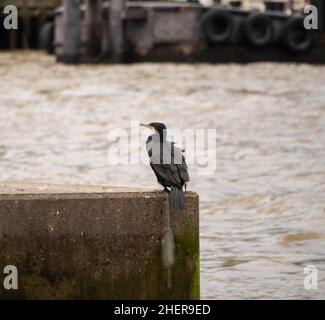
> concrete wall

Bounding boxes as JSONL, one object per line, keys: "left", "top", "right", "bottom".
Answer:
{"left": 0, "top": 182, "right": 199, "bottom": 299}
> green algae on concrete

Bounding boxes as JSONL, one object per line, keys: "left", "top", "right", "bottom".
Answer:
{"left": 0, "top": 182, "right": 199, "bottom": 299}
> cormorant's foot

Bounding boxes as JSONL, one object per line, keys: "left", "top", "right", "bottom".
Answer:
{"left": 164, "top": 187, "right": 171, "bottom": 193}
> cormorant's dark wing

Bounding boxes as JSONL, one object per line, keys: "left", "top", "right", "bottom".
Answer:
{"left": 171, "top": 144, "right": 190, "bottom": 185}
{"left": 150, "top": 163, "right": 183, "bottom": 189}
{"left": 147, "top": 137, "right": 190, "bottom": 189}
{"left": 178, "top": 155, "right": 190, "bottom": 183}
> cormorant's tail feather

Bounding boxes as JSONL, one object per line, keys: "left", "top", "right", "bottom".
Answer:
{"left": 169, "top": 187, "right": 185, "bottom": 209}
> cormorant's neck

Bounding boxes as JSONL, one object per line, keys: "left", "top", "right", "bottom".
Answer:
{"left": 157, "top": 129, "right": 166, "bottom": 142}
{"left": 151, "top": 133, "right": 164, "bottom": 143}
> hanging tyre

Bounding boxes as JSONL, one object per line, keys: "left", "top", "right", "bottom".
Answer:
{"left": 200, "top": 9, "right": 235, "bottom": 43}
{"left": 40, "top": 22, "right": 54, "bottom": 54}
{"left": 281, "top": 16, "right": 313, "bottom": 52}
{"left": 244, "top": 13, "right": 273, "bottom": 47}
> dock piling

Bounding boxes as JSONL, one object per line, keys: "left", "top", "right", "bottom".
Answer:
{"left": 110, "top": 0, "right": 126, "bottom": 62}
{"left": 59, "top": 0, "right": 81, "bottom": 63}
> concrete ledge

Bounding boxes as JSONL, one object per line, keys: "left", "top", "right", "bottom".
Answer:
{"left": 0, "top": 181, "right": 199, "bottom": 299}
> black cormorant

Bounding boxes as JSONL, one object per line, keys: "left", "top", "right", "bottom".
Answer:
{"left": 141, "top": 122, "right": 190, "bottom": 209}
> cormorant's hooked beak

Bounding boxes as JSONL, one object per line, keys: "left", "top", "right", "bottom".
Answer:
{"left": 140, "top": 123, "right": 155, "bottom": 131}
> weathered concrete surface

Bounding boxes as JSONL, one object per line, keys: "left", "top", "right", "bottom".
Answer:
{"left": 0, "top": 181, "right": 199, "bottom": 300}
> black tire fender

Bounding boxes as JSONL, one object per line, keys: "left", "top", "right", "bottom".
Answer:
{"left": 40, "top": 22, "right": 54, "bottom": 54}
{"left": 200, "top": 10, "right": 235, "bottom": 43}
{"left": 244, "top": 13, "right": 273, "bottom": 47}
{"left": 281, "top": 16, "right": 313, "bottom": 52}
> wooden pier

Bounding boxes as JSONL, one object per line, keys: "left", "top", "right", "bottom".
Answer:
{"left": 51, "top": 0, "right": 325, "bottom": 64}
{"left": 1, "top": 1, "right": 325, "bottom": 63}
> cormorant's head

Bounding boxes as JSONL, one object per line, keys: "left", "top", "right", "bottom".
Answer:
{"left": 140, "top": 122, "right": 167, "bottom": 140}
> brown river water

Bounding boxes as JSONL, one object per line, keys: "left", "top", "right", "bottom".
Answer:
{"left": 0, "top": 52, "right": 325, "bottom": 299}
